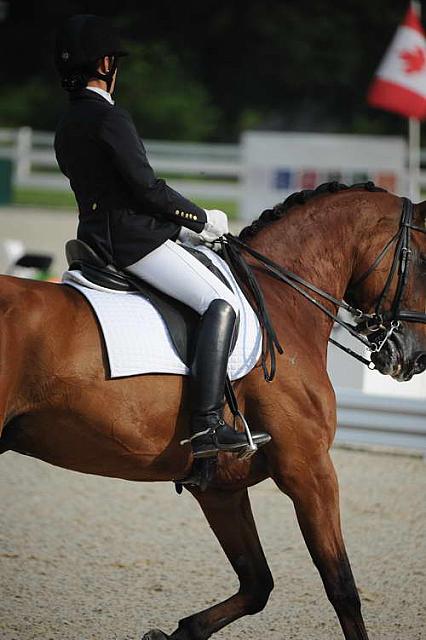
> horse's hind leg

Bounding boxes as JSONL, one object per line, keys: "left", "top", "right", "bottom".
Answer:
{"left": 275, "top": 449, "right": 369, "bottom": 640}
{"left": 143, "top": 487, "right": 273, "bottom": 640}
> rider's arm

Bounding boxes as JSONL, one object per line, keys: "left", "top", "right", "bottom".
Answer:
{"left": 98, "top": 107, "right": 207, "bottom": 232}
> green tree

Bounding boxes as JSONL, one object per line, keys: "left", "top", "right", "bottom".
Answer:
{"left": 117, "top": 42, "right": 219, "bottom": 140}
{"left": 0, "top": 79, "right": 62, "bottom": 129}
{"left": 0, "top": 0, "right": 413, "bottom": 139}
{"left": 0, "top": 40, "right": 219, "bottom": 141}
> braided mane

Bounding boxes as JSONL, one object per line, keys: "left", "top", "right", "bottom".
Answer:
{"left": 239, "top": 181, "right": 387, "bottom": 242}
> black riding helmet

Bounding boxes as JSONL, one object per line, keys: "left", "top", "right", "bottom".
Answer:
{"left": 55, "top": 15, "right": 128, "bottom": 92}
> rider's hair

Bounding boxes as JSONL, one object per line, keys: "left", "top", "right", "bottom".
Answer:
{"left": 61, "top": 67, "right": 92, "bottom": 91}
{"left": 61, "top": 55, "right": 117, "bottom": 92}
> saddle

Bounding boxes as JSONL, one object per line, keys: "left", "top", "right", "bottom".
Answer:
{"left": 66, "top": 239, "right": 249, "bottom": 491}
{"left": 65, "top": 239, "right": 235, "bottom": 367}
{"left": 65, "top": 239, "right": 265, "bottom": 491}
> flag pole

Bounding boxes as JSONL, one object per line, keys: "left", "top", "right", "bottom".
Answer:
{"left": 408, "top": 117, "right": 421, "bottom": 201}
{"left": 409, "top": 0, "right": 422, "bottom": 201}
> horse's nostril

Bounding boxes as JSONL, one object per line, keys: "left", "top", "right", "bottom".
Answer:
{"left": 414, "top": 353, "right": 426, "bottom": 374}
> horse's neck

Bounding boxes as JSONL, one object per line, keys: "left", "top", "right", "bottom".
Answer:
{"left": 248, "top": 198, "right": 359, "bottom": 345}
{"left": 254, "top": 202, "right": 357, "bottom": 293}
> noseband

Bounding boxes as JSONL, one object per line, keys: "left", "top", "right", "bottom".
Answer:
{"left": 221, "top": 197, "right": 426, "bottom": 378}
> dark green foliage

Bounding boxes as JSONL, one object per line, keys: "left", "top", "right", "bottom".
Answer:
{"left": 0, "top": 0, "right": 412, "bottom": 139}
{"left": 117, "top": 42, "right": 219, "bottom": 140}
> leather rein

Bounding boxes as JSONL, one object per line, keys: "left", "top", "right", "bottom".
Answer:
{"left": 220, "top": 197, "right": 426, "bottom": 380}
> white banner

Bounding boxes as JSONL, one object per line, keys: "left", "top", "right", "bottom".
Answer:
{"left": 241, "top": 132, "right": 407, "bottom": 220}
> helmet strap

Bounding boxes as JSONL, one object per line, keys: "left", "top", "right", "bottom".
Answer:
{"left": 91, "top": 56, "right": 118, "bottom": 93}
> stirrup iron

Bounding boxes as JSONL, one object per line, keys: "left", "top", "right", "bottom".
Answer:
{"left": 234, "top": 411, "right": 258, "bottom": 460}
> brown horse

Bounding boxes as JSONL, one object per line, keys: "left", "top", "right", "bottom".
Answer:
{"left": 0, "top": 184, "right": 425, "bottom": 640}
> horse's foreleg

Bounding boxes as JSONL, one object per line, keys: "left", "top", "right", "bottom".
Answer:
{"left": 143, "top": 487, "right": 273, "bottom": 640}
{"left": 275, "top": 450, "right": 369, "bottom": 640}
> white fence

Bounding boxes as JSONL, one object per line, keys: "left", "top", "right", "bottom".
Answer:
{"left": 3, "top": 127, "right": 426, "bottom": 208}
{"left": 0, "top": 127, "right": 242, "bottom": 203}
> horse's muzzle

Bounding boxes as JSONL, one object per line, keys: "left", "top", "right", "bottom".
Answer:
{"left": 371, "top": 330, "right": 426, "bottom": 381}
{"left": 370, "top": 336, "right": 403, "bottom": 378}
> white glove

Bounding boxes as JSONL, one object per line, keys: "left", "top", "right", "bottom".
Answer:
{"left": 200, "top": 209, "right": 229, "bottom": 243}
{"left": 177, "top": 226, "right": 202, "bottom": 246}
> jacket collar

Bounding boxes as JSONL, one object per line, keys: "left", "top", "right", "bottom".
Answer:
{"left": 85, "top": 86, "right": 114, "bottom": 104}
{"left": 69, "top": 88, "right": 114, "bottom": 105}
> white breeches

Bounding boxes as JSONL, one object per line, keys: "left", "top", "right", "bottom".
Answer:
{"left": 126, "top": 240, "right": 238, "bottom": 315}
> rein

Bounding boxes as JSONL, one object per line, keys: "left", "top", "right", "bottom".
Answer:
{"left": 220, "top": 198, "right": 426, "bottom": 381}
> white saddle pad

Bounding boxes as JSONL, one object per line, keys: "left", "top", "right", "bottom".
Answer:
{"left": 62, "top": 245, "right": 261, "bottom": 380}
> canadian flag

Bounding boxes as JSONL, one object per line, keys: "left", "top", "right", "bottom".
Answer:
{"left": 368, "top": 5, "right": 426, "bottom": 119}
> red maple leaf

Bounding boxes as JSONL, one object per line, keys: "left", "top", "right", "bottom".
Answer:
{"left": 399, "top": 45, "right": 426, "bottom": 73}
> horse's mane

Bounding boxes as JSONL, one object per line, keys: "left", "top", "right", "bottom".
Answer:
{"left": 239, "top": 181, "right": 387, "bottom": 241}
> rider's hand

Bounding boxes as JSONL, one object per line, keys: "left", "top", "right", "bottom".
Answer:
{"left": 200, "top": 209, "right": 229, "bottom": 243}
{"left": 177, "top": 226, "right": 202, "bottom": 246}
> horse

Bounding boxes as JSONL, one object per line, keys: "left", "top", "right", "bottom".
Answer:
{"left": 0, "top": 183, "right": 425, "bottom": 640}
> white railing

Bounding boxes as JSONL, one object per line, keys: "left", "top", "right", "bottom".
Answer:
{"left": 3, "top": 127, "right": 426, "bottom": 206}
{"left": 335, "top": 388, "right": 426, "bottom": 452}
{"left": 0, "top": 127, "right": 242, "bottom": 203}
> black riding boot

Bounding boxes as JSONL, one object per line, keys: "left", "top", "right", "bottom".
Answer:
{"left": 186, "top": 299, "right": 270, "bottom": 459}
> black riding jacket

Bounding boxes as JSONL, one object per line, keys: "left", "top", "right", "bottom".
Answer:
{"left": 54, "top": 89, "right": 207, "bottom": 267}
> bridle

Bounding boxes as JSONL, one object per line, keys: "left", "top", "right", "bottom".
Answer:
{"left": 221, "top": 197, "right": 426, "bottom": 379}
{"left": 350, "top": 198, "right": 426, "bottom": 334}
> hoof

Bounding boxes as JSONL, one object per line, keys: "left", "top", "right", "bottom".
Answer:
{"left": 142, "top": 629, "right": 170, "bottom": 640}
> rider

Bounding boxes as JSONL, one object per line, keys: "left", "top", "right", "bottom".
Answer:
{"left": 54, "top": 15, "right": 269, "bottom": 459}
